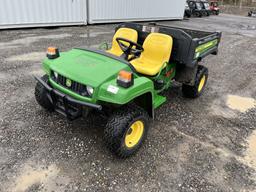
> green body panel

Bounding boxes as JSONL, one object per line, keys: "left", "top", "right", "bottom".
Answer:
{"left": 42, "top": 49, "right": 156, "bottom": 107}
{"left": 97, "top": 77, "right": 154, "bottom": 105}
{"left": 41, "top": 48, "right": 179, "bottom": 113}
{"left": 151, "top": 62, "right": 176, "bottom": 108}
{"left": 44, "top": 49, "right": 130, "bottom": 88}
{"left": 153, "top": 94, "right": 167, "bottom": 109}
{"left": 194, "top": 39, "right": 218, "bottom": 59}
{"left": 153, "top": 62, "right": 176, "bottom": 93}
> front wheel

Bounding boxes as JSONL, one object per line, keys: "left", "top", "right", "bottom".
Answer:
{"left": 182, "top": 65, "right": 208, "bottom": 98}
{"left": 104, "top": 105, "right": 149, "bottom": 158}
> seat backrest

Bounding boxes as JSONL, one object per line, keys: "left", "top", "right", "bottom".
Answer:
{"left": 140, "top": 33, "right": 173, "bottom": 64}
{"left": 107, "top": 28, "right": 138, "bottom": 56}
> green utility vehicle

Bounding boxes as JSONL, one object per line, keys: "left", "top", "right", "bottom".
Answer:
{"left": 35, "top": 23, "right": 221, "bottom": 158}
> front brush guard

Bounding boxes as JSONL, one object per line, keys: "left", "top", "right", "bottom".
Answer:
{"left": 34, "top": 76, "right": 102, "bottom": 120}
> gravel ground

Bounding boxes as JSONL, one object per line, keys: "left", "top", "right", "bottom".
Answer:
{"left": 0, "top": 14, "right": 256, "bottom": 192}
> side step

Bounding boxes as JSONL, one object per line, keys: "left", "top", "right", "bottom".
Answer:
{"left": 153, "top": 94, "right": 166, "bottom": 109}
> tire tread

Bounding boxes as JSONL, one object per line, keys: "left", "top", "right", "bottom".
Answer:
{"left": 104, "top": 104, "right": 149, "bottom": 158}
{"left": 182, "top": 65, "right": 208, "bottom": 98}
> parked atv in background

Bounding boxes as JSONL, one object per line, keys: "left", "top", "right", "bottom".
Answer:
{"left": 34, "top": 22, "right": 221, "bottom": 158}
{"left": 200, "top": 0, "right": 211, "bottom": 16}
{"left": 210, "top": 1, "right": 220, "bottom": 15}
{"left": 188, "top": 0, "right": 204, "bottom": 17}
{"left": 248, "top": 10, "right": 256, "bottom": 17}
{"left": 184, "top": 1, "right": 192, "bottom": 18}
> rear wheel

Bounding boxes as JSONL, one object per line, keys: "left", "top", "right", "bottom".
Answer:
{"left": 182, "top": 65, "right": 208, "bottom": 98}
{"left": 35, "top": 75, "right": 54, "bottom": 111}
{"left": 104, "top": 105, "right": 149, "bottom": 158}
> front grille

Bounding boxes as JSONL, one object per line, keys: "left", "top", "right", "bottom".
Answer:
{"left": 51, "top": 72, "right": 90, "bottom": 97}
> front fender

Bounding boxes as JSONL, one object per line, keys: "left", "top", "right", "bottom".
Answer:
{"left": 97, "top": 77, "right": 154, "bottom": 105}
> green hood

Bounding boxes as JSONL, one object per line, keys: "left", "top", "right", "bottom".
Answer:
{"left": 45, "top": 49, "right": 130, "bottom": 88}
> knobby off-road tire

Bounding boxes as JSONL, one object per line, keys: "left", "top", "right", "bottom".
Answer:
{"left": 104, "top": 105, "right": 149, "bottom": 158}
{"left": 35, "top": 75, "right": 54, "bottom": 111}
{"left": 182, "top": 65, "right": 208, "bottom": 98}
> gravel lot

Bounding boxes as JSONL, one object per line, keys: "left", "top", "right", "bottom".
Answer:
{"left": 0, "top": 14, "right": 256, "bottom": 192}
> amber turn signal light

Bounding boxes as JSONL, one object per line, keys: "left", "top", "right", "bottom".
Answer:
{"left": 47, "top": 47, "right": 60, "bottom": 59}
{"left": 117, "top": 70, "right": 134, "bottom": 88}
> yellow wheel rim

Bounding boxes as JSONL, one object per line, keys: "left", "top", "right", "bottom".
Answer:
{"left": 125, "top": 120, "right": 144, "bottom": 148}
{"left": 198, "top": 75, "right": 206, "bottom": 92}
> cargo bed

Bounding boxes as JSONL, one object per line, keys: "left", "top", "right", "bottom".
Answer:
{"left": 117, "top": 23, "right": 222, "bottom": 68}
{"left": 116, "top": 22, "right": 221, "bottom": 84}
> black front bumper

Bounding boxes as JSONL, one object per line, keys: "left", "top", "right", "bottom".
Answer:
{"left": 35, "top": 76, "right": 102, "bottom": 120}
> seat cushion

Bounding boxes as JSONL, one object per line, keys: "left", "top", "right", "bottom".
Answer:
{"left": 107, "top": 28, "right": 138, "bottom": 57}
{"left": 131, "top": 58, "right": 166, "bottom": 76}
{"left": 131, "top": 33, "right": 173, "bottom": 76}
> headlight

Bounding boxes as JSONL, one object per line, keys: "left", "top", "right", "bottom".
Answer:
{"left": 86, "top": 86, "right": 94, "bottom": 96}
{"left": 53, "top": 71, "right": 58, "bottom": 79}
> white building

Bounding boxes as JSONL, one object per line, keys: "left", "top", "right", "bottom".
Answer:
{"left": 0, "top": 0, "right": 186, "bottom": 29}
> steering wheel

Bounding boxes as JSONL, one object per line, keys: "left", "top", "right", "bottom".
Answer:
{"left": 116, "top": 37, "right": 144, "bottom": 60}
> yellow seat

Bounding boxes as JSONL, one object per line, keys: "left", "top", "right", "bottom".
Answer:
{"left": 131, "top": 33, "right": 173, "bottom": 76}
{"left": 107, "top": 28, "right": 138, "bottom": 57}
